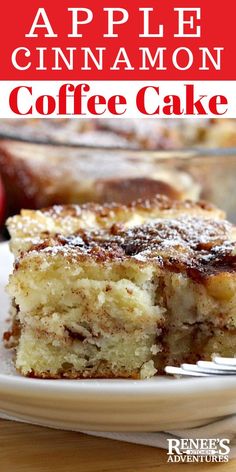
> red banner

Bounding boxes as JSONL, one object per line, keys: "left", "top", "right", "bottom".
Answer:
{"left": 0, "top": 0, "right": 234, "bottom": 80}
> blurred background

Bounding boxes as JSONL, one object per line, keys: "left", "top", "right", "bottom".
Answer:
{"left": 0, "top": 117, "right": 236, "bottom": 236}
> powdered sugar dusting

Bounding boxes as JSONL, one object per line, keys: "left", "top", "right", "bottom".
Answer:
{"left": 20, "top": 216, "right": 236, "bottom": 279}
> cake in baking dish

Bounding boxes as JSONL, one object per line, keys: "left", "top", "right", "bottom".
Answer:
{"left": 0, "top": 139, "right": 199, "bottom": 218}
{"left": 0, "top": 118, "right": 236, "bottom": 149}
{"left": 5, "top": 196, "right": 236, "bottom": 379}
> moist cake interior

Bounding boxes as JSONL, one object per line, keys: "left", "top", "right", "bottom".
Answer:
{"left": 5, "top": 196, "right": 236, "bottom": 379}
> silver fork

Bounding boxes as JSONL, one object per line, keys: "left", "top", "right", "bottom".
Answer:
{"left": 165, "top": 356, "right": 236, "bottom": 377}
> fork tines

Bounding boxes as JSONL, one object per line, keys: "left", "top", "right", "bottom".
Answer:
{"left": 165, "top": 356, "right": 236, "bottom": 377}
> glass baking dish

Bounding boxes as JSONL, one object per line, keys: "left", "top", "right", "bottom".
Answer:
{"left": 0, "top": 118, "right": 236, "bottom": 150}
{"left": 0, "top": 131, "right": 235, "bottom": 229}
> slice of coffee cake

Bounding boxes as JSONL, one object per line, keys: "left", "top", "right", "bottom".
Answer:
{"left": 6, "top": 196, "right": 236, "bottom": 379}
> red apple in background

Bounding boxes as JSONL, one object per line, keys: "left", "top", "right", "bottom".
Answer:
{"left": 0, "top": 175, "right": 6, "bottom": 227}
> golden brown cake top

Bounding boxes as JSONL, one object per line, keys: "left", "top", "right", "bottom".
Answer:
{"left": 20, "top": 215, "right": 236, "bottom": 282}
{"left": 7, "top": 195, "right": 226, "bottom": 256}
{"left": 41, "top": 195, "right": 219, "bottom": 218}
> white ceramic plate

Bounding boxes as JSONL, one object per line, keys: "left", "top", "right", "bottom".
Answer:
{"left": 0, "top": 242, "right": 236, "bottom": 432}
